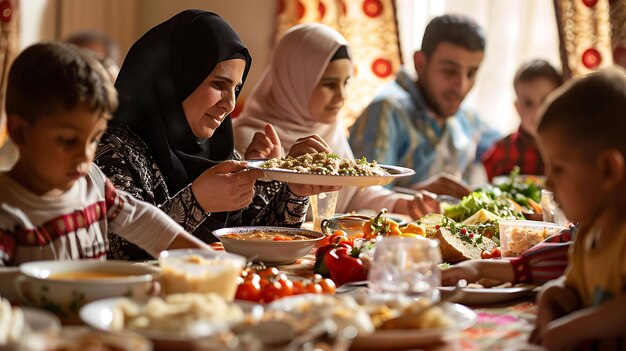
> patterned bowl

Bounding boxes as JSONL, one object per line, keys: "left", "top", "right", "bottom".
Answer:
{"left": 16, "top": 260, "right": 158, "bottom": 323}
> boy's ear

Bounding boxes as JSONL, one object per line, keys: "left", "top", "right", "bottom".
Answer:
{"left": 6, "top": 114, "right": 28, "bottom": 145}
{"left": 597, "top": 148, "right": 625, "bottom": 190}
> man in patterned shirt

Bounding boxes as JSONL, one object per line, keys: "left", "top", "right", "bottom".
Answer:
{"left": 349, "top": 14, "right": 500, "bottom": 198}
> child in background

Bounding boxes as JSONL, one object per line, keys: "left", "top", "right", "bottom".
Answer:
{"left": 482, "top": 59, "right": 563, "bottom": 181}
{"left": 0, "top": 42, "right": 212, "bottom": 266}
{"left": 529, "top": 67, "right": 626, "bottom": 350}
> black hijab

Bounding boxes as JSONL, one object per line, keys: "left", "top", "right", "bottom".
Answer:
{"left": 112, "top": 10, "right": 252, "bottom": 194}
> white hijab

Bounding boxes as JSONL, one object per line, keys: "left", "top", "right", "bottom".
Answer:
{"left": 234, "top": 23, "right": 352, "bottom": 159}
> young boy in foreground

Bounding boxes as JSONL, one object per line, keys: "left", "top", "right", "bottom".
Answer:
{"left": 0, "top": 43, "right": 212, "bottom": 266}
{"left": 529, "top": 67, "right": 626, "bottom": 350}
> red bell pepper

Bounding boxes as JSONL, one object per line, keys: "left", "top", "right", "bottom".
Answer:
{"left": 324, "top": 246, "right": 367, "bottom": 286}
{"left": 313, "top": 243, "right": 351, "bottom": 277}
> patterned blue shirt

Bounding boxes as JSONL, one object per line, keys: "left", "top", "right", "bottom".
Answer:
{"left": 349, "top": 69, "right": 500, "bottom": 187}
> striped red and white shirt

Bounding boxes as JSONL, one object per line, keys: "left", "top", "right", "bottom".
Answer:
{"left": 0, "top": 165, "right": 183, "bottom": 266}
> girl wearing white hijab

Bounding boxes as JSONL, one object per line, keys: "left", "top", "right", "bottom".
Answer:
{"left": 234, "top": 23, "right": 439, "bottom": 218}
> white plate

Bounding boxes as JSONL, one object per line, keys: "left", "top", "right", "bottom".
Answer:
{"left": 437, "top": 285, "right": 536, "bottom": 305}
{"left": 350, "top": 303, "right": 477, "bottom": 350}
{"left": 80, "top": 297, "right": 262, "bottom": 350}
{"left": 246, "top": 160, "right": 415, "bottom": 187}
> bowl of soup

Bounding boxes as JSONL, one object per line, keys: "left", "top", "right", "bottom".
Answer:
{"left": 212, "top": 226, "right": 325, "bottom": 264}
{"left": 16, "top": 260, "right": 158, "bottom": 323}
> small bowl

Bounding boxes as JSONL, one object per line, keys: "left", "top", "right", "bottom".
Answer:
{"left": 212, "top": 226, "right": 324, "bottom": 264}
{"left": 499, "top": 220, "right": 566, "bottom": 257}
{"left": 159, "top": 249, "right": 246, "bottom": 300}
{"left": 321, "top": 214, "right": 371, "bottom": 238}
{"left": 16, "top": 260, "right": 158, "bottom": 323}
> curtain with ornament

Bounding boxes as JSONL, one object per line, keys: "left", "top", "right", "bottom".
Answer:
{"left": 275, "top": 0, "right": 402, "bottom": 128}
{"left": 0, "top": 0, "right": 18, "bottom": 169}
{"left": 554, "top": 0, "right": 615, "bottom": 79}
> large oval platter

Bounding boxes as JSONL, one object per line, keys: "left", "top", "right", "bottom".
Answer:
{"left": 246, "top": 160, "right": 415, "bottom": 187}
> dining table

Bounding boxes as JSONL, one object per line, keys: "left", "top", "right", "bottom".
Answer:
{"left": 209, "top": 241, "right": 544, "bottom": 351}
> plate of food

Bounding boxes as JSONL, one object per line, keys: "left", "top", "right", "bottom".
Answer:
{"left": 80, "top": 293, "right": 262, "bottom": 350}
{"left": 246, "top": 153, "right": 414, "bottom": 187}
{"left": 266, "top": 293, "right": 476, "bottom": 351}
{"left": 438, "top": 283, "right": 536, "bottom": 305}
{"left": 350, "top": 302, "right": 476, "bottom": 350}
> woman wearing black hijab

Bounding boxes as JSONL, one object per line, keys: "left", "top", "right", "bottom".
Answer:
{"left": 96, "top": 10, "right": 337, "bottom": 260}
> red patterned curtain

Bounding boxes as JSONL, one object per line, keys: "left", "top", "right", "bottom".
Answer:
{"left": 554, "top": 0, "right": 616, "bottom": 79}
{"left": 0, "top": 0, "right": 18, "bottom": 150}
{"left": 275, "top": 0, "right": 402, "bottom": 128}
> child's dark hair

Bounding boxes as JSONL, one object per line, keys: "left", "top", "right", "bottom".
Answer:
{"left": 6, "top": 42, "right": 118, "bottom": 122}
{"left": 514, "top": 59, "right": 563, "bottom": 92}
{"left": 421, "top": 14, "right": 485, "bottom": 57}
{"left": 538, "top": 67, "right": 626, "bottom": 152}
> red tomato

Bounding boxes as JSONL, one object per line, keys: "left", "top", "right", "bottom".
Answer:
{"left": 490, "top": 247, "right": 502, "bottom": 258}
{"left": 258, "top": 267, "right": 279, "bottom": 279}
{"left": 302, "top": 282, "right": 323, "bottom": 294}
{"left": 236, "top": 279, "right": 261, "bottom": 302}
{"left": 292, "top": 280, "right": 306, "bottom": 295}
{"left": 480, "top": 250, "right": 492, "bottom": 259}
{"left": 278, "top": 278, "right": 294, "bottom": 297}
{"left": 245, "top": 272, "right": 261, "bottom": 283}
{"left": 260, "top": 280, "right": 284, "bottom": 303}
{"left": 318, "top": 278, "right": 336, "bottom": 294}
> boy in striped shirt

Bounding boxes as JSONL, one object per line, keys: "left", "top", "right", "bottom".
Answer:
{"left": 0, "top": 42, "right": 213, "bottom": 266}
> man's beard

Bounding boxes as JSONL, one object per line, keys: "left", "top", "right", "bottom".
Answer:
{"left": 417, "top": 80, "right": 445, "bottom": 118}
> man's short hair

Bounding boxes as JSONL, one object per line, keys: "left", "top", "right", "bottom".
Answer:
{"left": 421, "top": 14, "right": 486, "bottom": 57}
{"left": 538, "top": 67, "right": 626, "bottom": 153}
{"left": 6, "top": 42, "right": 118, "bottom": 122}
{"left": 514, "top": 59, "right": 563, "bottom": 92}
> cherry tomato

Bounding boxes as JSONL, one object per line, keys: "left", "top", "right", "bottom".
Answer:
{"left": 260, "top": 280, "right": 284, "bottom": 303}
{"left": 292, "top": 280, "right": 306, "bottom": 295}
{"left": 318, "top": 278, "right": 336, "bottom": 294}
{"left": 278, "top": 278, "right": 294, "bottom": 297}
{"left": 480, "top": 250, "right": 492, "bottom": 259}
{"left": 236, "top": 279, "right": 261, "bottom": 302}
{"left": 245, "top": 272, "right": 261, "bottom": 283}
{"left": 258, "top": 267, "right": 279, "bottom": 279}
{"left": 302, "top": 282, "right": 323, "bottom": 294}
{"left": 490, "top": 247, "right": 502, "bottom": 258}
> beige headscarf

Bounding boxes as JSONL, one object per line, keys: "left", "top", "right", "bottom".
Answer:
{"left": 234, "top": 23, "right": 352, "bottom": 159}
{"left": 234, "top": 23, "right": 406, "bottom": 214}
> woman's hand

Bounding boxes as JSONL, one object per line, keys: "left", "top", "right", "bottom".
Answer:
{"left": 244, "top": 124, "right": 283, "bottom": 160}
{"left": 410, "top": 173, "right": 471, "bottom": 199}
{"left": 191, "top": 160, "right": 263, "bottom": 212}
{"left": 285, "top": 135, "right": 341, "bottom": 196}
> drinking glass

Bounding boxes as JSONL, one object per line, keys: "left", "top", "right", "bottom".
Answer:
{"left": 368, "top": 237, "right": 441, "bottom": 300}
{"left": 540, "top": 189, "right": 569, "bottom": 227}
{"left": 310, "top": 191, "right": 339, "bottom": 232}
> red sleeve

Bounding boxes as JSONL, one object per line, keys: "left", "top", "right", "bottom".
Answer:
{"left": 0, "top": 230, "right": 16, "bottom": 265}
{"left": 104, "top": 178, "right": 125, "bottom": 222}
